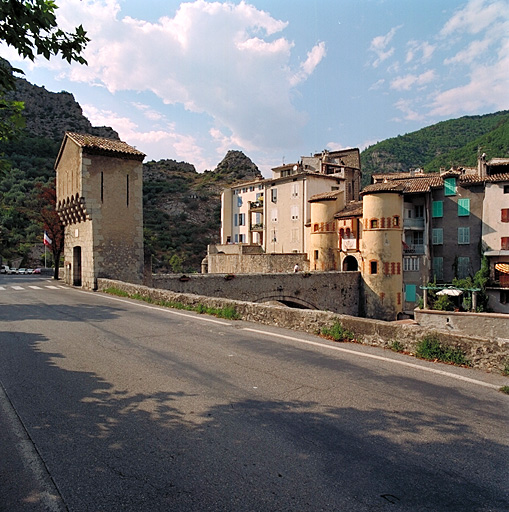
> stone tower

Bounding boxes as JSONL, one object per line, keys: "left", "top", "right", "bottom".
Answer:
{"left": 55, "top": 132, "right": 145, "bottom": 289}
{"left": 361, "top": 185, "right": 404, "bottom": 320}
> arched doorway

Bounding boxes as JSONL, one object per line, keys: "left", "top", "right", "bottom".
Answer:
{"left": 73, "top": 246, "right": 82, "bottom": 286}
{"left": 342, "top": 255, "right": 358, "bottom": 271}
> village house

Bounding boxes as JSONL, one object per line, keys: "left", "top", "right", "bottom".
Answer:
{"left": 209, "top": 150, "right": 509, "bottom": 318}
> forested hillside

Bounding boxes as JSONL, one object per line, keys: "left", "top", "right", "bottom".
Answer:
{"left": 360, "top": 111, "right": 509, "bottom": 185}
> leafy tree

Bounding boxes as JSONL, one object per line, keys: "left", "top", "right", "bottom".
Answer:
{"left": 34, "top": 179, "right": 64, "bottom": 279}
{"left": 0, "top": 0, "right": 89, "bottom": 91}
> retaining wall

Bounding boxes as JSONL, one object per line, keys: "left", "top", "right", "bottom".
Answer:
{"left": 98, "top": 278, "right": 509, "bottom": 374}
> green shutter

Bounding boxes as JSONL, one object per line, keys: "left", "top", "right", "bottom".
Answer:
{"left": 405, "top": 284, "right": 417, "bottom": 303}
{"left": 432, "top": 228, "right": 443, "bottom": 245}
{"left": 458, "top": 227, "right": 470, "bottom": 244}
{"left": 433, "top": 257, "right": 443, "bottom": 281}
{"left": 444, "top": 178, "right": 457, "bottom": 196}
{"left": 458, "top": 198, "right": 470, "bottom": 216}
{"left": 432, "top": 200, "right": 443, "bottom": 218}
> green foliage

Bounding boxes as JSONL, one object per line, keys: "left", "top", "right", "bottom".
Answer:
{"left": 499, "top": 386, "right": 509, "bottom": 395}
{"left": 502, "top": 360, "right": 509, "bottom": 377}
{"left": 103, "top": 287, "right": 240, "bottom": 320}
{"left": 452, "top": 256, "right": 491, "bottom": 312}
{"left": 361, "top": 111, "right": 509, "bottom": 185}
{"left": 0, "top": 0, "right": 89, "bottom": 92}
{"left": 390, "top": 340, "right": 404, "bottom": 352}
{"left": 320, "top": 322, "right": 355, "bottom": 342}
{"left": 433, "top": 294, "right": 455, "bottom": 311}
{"left": 415, "top": 334, "right": 469, "bottom": 366}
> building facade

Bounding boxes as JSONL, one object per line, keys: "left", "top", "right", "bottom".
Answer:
{"left": 55, "top": 132, "right": 145, "bottom": 289}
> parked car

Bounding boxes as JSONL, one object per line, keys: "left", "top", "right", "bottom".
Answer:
{"left": 17, "top": 268, "right": 27, "bottom": 275}
{"left": 0, "top": 265, "right": 8, "bottom": 274}
{"left": 33, "top": 268, "right": 41, "bottom": 274}
{"left": 26, "top": 269, "right": 34, "bottom": 274}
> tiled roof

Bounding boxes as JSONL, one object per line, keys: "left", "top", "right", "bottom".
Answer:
{"left": 309, "top": 190, "right": 342, "bottom": 202}
{"left": 361, "top": 182, "right": 405, "bottom": 194}
{"left": 488, "top": 158, "right": 509, "bottom": 166}
{"left": 65, "top": 132, "right": 145, "bottom": 160}
{"left": 334, "top": 201, "right": 363, "bottom": 219}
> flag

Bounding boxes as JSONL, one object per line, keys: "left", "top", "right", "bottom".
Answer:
{"left": 43, "top": 231, "right": 52, "bottom": 246}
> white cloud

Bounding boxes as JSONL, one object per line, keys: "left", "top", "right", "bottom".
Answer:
{"left": 390, "top": 70, "right": 436, "bottom": 91}
{"left": 393, "top": 99, "right": 423, "bottom": 121}
{"left": 369, "top": 25, "right": 401, "bottom": 68}
{"left": 82, "top": 104, "right": 212, "bottom": 168}
{"left": 405, "top": 40, "right": 435, "bottom": 64}
{"left": 39, "top": 0, "right": 322, "bottom": 157}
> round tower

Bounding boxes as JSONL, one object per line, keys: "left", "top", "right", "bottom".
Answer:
{"left": 309, "top": 192, "right": 343, "bottom": 271}
{"left": 361, "top": 186, "right": 403, "bottom": 320}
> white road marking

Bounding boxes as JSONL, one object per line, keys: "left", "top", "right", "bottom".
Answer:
{"left": 102, "top": 294, "right": 233, "bottom": 326}
{"left": 45, "top": 286, "right": 59, "bottom": 290}
{"left": 0, "top": 287, "right": 5, "bottom": 290}
{"left": 29, "top": 286, "right": 42, "bottom": 289}
{"left": 242, "top": 328, "right": 502, "bottom": 390}
{"left": 12, "top": 286, "right": 24, "bottom": 290}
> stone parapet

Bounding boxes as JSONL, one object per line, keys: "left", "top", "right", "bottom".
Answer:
{"left": 97, "top": 278, "right": 509, "bottom": 373}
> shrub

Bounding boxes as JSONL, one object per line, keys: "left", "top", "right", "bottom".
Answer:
{"left": 390, "top": 340, "right": 404, "bottom": 352}
{"left": 320, "top": 322, "right": 355, "bottom": 342}
{"left": 416, "top": 334, "right": 469, "bottom": 366}
{"left": 433, "top": 294, "right": 455, "bottom": 311}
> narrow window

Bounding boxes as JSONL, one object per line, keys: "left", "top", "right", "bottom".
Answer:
{"left": 370, "top": 260, "right": 378, "bottom": 274}
{"left": 271, "top": 188, "right": 277, "bottom": 203}
{"left": 370, "top": 218, "right": 378, "bottom": 229}
{"left": 314, "top": 250, "right": 319, "bottom": 260}
{"left": 502, "top": 237, "right": 509, "bottom": 250}
{"left": 501, "top": 209, "right": 509, "bottom": 222}
{"left": 393, "top": 215, "right": 400, "bottom": 227}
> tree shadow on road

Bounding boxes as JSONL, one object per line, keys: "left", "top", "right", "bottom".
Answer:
{"left": 1, "top": 332, "right": 508, "bottom": 512}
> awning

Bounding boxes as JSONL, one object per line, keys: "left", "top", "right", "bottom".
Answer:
{"left": 495, "top": 263, "right": 509, "bottom": 274}
{"left": 436, "top": 288, "right": 463, "bottom": 296}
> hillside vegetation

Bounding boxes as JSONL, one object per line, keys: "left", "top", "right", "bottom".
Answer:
{"left": 360, "top": 111, "right": 509, "bottom": 185}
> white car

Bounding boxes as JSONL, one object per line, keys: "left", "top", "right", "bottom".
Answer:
{"left": 17, "top": 268, "right": 27, "bottom": 275}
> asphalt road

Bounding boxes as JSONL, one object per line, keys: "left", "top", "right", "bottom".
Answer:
{"left": 0, "top": 274, "right": 508, "bottom": 512}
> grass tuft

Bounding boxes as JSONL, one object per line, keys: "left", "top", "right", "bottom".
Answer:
{"left": 320, "top": 322, "right": 355, "bottom": 342}
{"left": 390, "top": 340, "right": 404, "bottom": 352}
{"left": 500, "top": 386, "right": 509, "bottom": 395}
{"left": 103, "top": 287, "right": 240, "bottom": 320}
{"left": 415, "top": 334, "right": 469, "bottom": 366}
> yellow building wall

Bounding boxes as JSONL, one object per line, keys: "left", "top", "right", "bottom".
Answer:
{"left": 361, "top": 192, "right": 403, "bottom": 320}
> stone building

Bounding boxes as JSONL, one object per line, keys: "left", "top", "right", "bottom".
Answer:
{"left": 55, "top": 132, "right": 145, "bottom": 289}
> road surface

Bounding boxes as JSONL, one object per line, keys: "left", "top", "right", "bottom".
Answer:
{"left": 0, "top": 274, "right": 508, "bottom": 511}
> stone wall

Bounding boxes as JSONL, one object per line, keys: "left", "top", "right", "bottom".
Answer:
{"left": 207, "top": 244, "right": 310, "bottom": 274}
{"left": 414, "top": 309, "right": 509, "bottom": 340}
{"left": 152, "top": 271, "right": 360, "bottom": 315}
{"left": 97, "top": 278, "right": 509, "bottom": 373}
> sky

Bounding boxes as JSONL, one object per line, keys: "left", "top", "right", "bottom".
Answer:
{"left": 2, "top": 0, "right": 509, "bottom": 175}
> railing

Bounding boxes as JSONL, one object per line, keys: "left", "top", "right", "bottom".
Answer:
{"left": 249, "top": 201, "right": 263, "bottom": 209}
{"left": 403, "top": 244, "right": 425, "bottom": 254}
{"left": 403, "top": 218, "right": 425, "bottom": 229}
{"left": 250, "top": 223, "right": 264, "bottom": 231}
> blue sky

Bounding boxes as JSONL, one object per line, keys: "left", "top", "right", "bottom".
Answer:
{"left": 2, "top": 0, "right": 508, "bottom": 175}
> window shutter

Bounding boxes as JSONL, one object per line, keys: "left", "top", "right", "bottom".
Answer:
{"left": 458, "top": 198, "right": 470, "bottom": 216}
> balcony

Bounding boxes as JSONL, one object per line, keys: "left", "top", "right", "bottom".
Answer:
{"left": 403, "top": 217, "right": 425, "bottom": 230}
{"left": 250, "top": 223, "right": 264, "bottom": 232}
{"left": 403, "top": 244, "right": 425, "bottom": 255}
{"left": 249, "top": 200, "right": 263, "bottom": 211}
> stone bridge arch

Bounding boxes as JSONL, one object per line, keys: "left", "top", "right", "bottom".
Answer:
{"left": 254, "top": 295, "right": 318, "bottom": 310}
